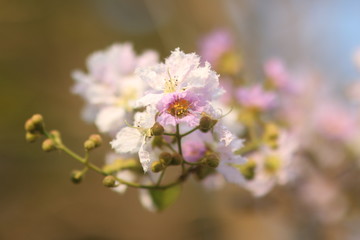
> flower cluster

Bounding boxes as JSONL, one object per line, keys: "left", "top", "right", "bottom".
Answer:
{"left": 26, "top": 29, "right": 360, "bottom": 218}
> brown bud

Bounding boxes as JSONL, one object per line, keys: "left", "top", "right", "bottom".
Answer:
{"left": 199, "top": 116, "right": 217, "bottom": 132}
{"left": 151, "top": 122, "right": 164, "bottom": 136}
{"left": 170, "top": 153, "right": 183, "bottom": 165}
{"left": 151, "top": 161, "right": 164, "bottom": 173}
{"left": 159, "top": 152, "right": 172, "bottom": 166}
{"left": 205, "top": 153, "right": 219, "bottom": 168}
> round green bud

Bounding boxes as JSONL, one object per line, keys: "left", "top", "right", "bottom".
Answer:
{"left": 42, "top": 138, "right": 56, "bottom": 152}
{"left": 170, "top": 153, "right": 183, "bottom": 165}
{"left": 159, "top": 152, "right": 172, "bottom": 166}
{"left": 102, "top": 175, "right": 117, "bottom": 187}
{"left": 205, "top": 153, "right": 219, "bottom": 168}
{"left": 89, "top": 134, "right": 102, "bottom": 147}
{"left": 151, "top": 161, "right": 164, "bottom": 173}
{"left": 71, "top": 170, "right": 83, "bottom": 184}
{"left": 25, "top": 119, "right": 36, "bottom": 132}
{"left": 25, "top": 132, "right": 38, "bottom": 143}
{"left": 151, "top": 122, "right": 164, "bottom": 136}
{"left": 84, "top": 140, "right": 96, "bottom": 151}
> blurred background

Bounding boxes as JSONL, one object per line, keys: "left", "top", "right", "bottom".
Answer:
{"left": 2, "top": 0, "right": 360, "bottom": 239}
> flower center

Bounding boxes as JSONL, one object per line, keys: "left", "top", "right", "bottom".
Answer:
{"left": 166, "top": 98, "right": 191, "bottom": 118}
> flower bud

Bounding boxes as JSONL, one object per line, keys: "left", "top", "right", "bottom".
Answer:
{"left": 159, "top": 152, "right": 172, "bottom": 166}
{"left": 151, "top": 161, "right": 164, "bottom": 173}
{"left": 71, "top": 170, "right": 83, "bottom": 184}
{"left": 84, "top": 140, "right": 96, "bottom": 151}
{"left": 25, "top": 132, "right": 38, "bottom": 143}
{"left": 31, "top": 114, "right": 43, "bottom": 126}
{"left": 42, "top": 138, "right": 56, "bottom": 152}
{"left": 199, "top": 116, "right": 217, "bottom": 132}
{"left": 31, "top": 114, "right": 45, "bottom": 134}
{"left": 204, "top": 153, "right": 219, "bottom": 168}
{"left": 103, "top": 175, "right": 117, "bottom": 187}
{"left": 238, "top": 161, "right": 256, "bottom": 180}
{"left": 170, "top": 153, "right": 183, "bottom": 165}
{"left": 152, "top": 136, "right": 164, "bottom": 148}
{"left": 89, "top": 134, "right": 102, "bottom": 147}
{"left": 50, "top": 130, "right": 61, "bottom": 139}
{"left": 25, "top": 119, "right": 35, "bottom": 132}
{"left": 151, "top": 122, "right": 164, "bottom": 136}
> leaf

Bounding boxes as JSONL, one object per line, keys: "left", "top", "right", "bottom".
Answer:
{"left": 149, "top": 185, "right": 181, "bottom": 211}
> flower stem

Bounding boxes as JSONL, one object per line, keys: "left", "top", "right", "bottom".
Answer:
{"left": 44, "top": 130, "right": 183, "bottom": 190}
{"left": 181, "top": 126, "right": 199, "bottom": 138}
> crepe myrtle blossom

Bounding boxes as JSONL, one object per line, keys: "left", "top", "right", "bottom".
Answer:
{"left": 72, "top": 43, "right": 159, "bottom": 135}
{"left": 110, "top": 106, "right": 157, "bottom": 172}
{"left": 198, "top": 29, "right": 234, "bottom": 67}
{"left": 313, "top": 102, "right": 357, "bottom": 141}
{"left": 243, "top": 132, "right": 298, "bottom": 197}
{"left": 264, "top": 58, "right": 290, "bottom": 90}
{"left": 181, "top": 125, "right": 247, "bottom": 187}
{"left": 236, "top": 84, "right": 276, "bottom": 111}
{"left": 136, "top": 48, "right": 224, "bottom": 110}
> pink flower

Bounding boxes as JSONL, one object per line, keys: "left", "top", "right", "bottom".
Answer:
{"left": 314, "top": 103, "right": 356, "bottom": 141}
{"left": 198, "top": 29, "right": 233, "bottom": 66}
{"left": 156, "top": 91, "right": 206, "bottom": 127}
{"left": 236, "top": 85, "right": 276, "bottom": 110}
{"left": 264, "top": 58, "right": 290, "bottom": 89}
{"left": 182, "top": 140, "right": 207, "bottom": 162}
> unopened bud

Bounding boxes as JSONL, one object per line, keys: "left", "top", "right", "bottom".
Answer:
{"left": 199, "top": 116, "right": 217, "bottom": 132}
{"left": 25, "top": 132, "right": 38, "bottom": 143}
{"left": 170, "top": 153, "right": 183, "bottom": 165}
{"left": 84, "top": 140, "right": 96, "bottom": 151}
{"left": 159, "top": 152, "right": 172, "bottom": 166}
{"left": 50, "top": 130, "right": 61, "bottom": 139}
{"left": 205, "top": 153, "right": 219, "bottom": 168}
{"left": 151, "top": 122, "right": 164, "bottom": 136}
{"left": 89, "top": 134, "right": 102, "bottom": 147}
{"left": 152, "top": 136, "right": 164, "bottom": 148}
{"left": 42, "top": 138, "right": 56, "bottom": 152}
{"left": 103, "top": 175, "right": 117, "bottom": 187}
{"left": 25, "top": 119, "right": 36, "bottom": 132}
{"left": 31, "top": 114, "right": 43, "bottom": 125}
{"left": 71, "top": 170, "right": 83, "bottom": 184}
{"left": 151, "top": 161, "right": 164, "bottom": 173}
{"left": 238, "top": 161, "right": 256, "bottom": 180}
{"left": 264, "top": 123, "right": 279, "bottom": 141}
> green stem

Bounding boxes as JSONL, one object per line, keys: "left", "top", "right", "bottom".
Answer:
{"left": 175, "top": 124, "right": 185, "bottom": 173}
{"left": 44, "top": 130, "right": 183, "bottom": 190}
{"left": 181, "top": 127, "right": 199, "bottom": 138}
{"left": 163, "top": 132, "right": 176, "bottom": 136}
{"left": 156, "top": 167, "right": 167, "bottom": 186}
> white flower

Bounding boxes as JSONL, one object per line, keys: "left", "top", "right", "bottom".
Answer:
{"left": 244, "top": 132, "right": 298, "bottom": 197}
{"left": 136, "top": 48, "right": 224, "bottom": 108}
{"left": 215, "top": 129, "right": 246, "bottom": 185}
{"left": 110, "top": 107, "right": 157, "bottom": 172}
{"left": 72, "top": 43, "right": 159, "bottom": 135}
